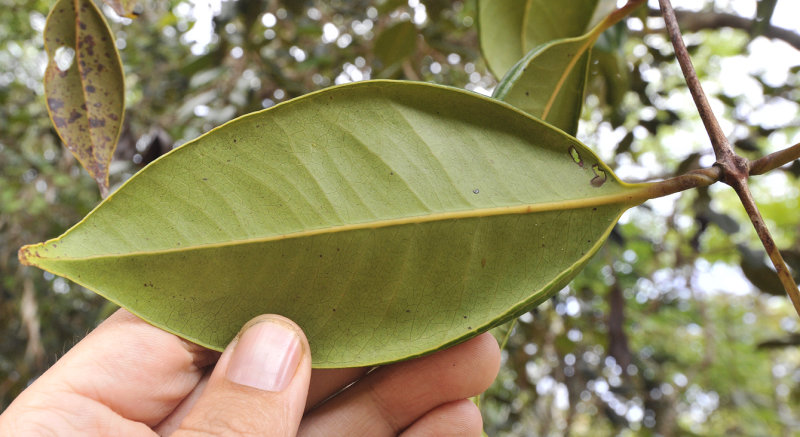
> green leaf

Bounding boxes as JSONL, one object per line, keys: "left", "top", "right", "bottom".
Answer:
{"left": 102, "top": 0, "right": 141, "bottom": 18}
{"left": 20, "top": 81, "right": 651, "bottom": 368}
{"left": 478, "top": 0, "right": 611, "bottom": 78}
{"left": 493, "top": 34, "right": 593, "bottom": 135}
{"left": 492, "top": 5, "right": 637, "bottom": 135}
{"left": 44, "top": 0, "right": 125, "bottom": 192}
{"left": 374, "top": 21, "right": 417, "bottom": 68}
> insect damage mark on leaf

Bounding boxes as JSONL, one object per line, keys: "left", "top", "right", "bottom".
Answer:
{"left": 569, "top": 145, "right": 584, "bottom": 167}
{"left": 591, "top": 164, "right": 607, "bottom": 187}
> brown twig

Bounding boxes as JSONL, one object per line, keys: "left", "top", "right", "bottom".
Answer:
{"left": 658, "top": 0, "right": 732, "bottom": 164}
{"left": 646, "top": 8, "right": 800, "bottom": 52}
{"left": 659, "top": 0, "right": 800, "bottom": 317}
{"left": 729, "top": 178, "right": 800, "bottom": 315}
{"left": 749, "top": 142, "right": 800, "bottom": 176}
{"left": 603, "top": 0, "right": 646, "bottom": 29}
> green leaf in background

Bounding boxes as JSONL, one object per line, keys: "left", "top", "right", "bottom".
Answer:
{"left": 20, "top": 81, "right": 653, "bottom": 368}
{"left": 493, "top": 34, "right": 593, "bottom": 135}
{"left": 591, "top": 23, "right": 630, "bottom": 109}
{"left": 492, "top": 2, "right": 640, "bottom": 135}
{"left": 374, "top": 20, "right": 417, "bottom": 68}
{"left": 44, "top": 0, "right": 125, "bottom": 193}
{"left": 102, "top": 0, "right": 141, "bottom": 18}
{"left": 478, "top": 0, "right": 613, "bottom": 78}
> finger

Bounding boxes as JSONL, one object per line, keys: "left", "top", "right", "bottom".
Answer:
{"left": 2, "top": 309, "right": 218, "bottom": 427}
{"left": 155, "top": 364, "right": 368, "bottom": 434}
{"left": 172, "top": 315, "right": 311, "bottom": 436}
{"left": 153, "top": 370, "right": 212, "bottom": 435}
{"left": 399, "top": 399, "right": 483, "bottom": 437}
{"left": 298, "top": 332, "right": 500, "bottom": 437}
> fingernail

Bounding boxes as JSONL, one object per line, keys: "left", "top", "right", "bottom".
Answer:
{"left": 226, "top": 320, "right": 302, "bottom": 392}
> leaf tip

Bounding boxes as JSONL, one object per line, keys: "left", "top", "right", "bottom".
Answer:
{"left": 18, "top": 244, "right": 39, "bottom": 266}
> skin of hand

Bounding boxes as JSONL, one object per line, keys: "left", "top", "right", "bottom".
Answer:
{"left": 0, "top": 309, "right": 500, "bottom": 436}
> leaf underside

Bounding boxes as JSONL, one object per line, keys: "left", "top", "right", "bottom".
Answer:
{"left": 44, "top": 0, "right": 125, "bottom": 188}
{"left": 20, "top": 81, "right": 645, "bottom": 368}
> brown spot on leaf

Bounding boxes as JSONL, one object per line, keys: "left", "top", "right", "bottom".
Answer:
{"left": 82, "top": 34, "right": 96, "bottom": 56}
{"left": 86, "top": 85, "right": 96, "bottom": 93}
{"left": 47, "top": 98, "right": 65, "bottom": 111}
{"left": 481, "top": 258, "right": 486, "bottom": 268}
{"left": 68, "top": 109, "right": 81, "bottom": 123}
{"left": 89, "top": 118, "right": 105, "bottom": 127}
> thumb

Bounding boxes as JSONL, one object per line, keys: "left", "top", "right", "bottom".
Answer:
{"left": 172, "top": 315, "right": 311, "bottom": 437}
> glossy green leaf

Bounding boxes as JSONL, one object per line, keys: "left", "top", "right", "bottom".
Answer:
{"left": 102, "top": 0, "right": 141, "bottom": 18}
{"left": 374, "top": 21, "right": 417, "bottom": 68}
{"left": 44, "top": 0, "right": 125, "bottom": 192}
{"left": 478, "top": 0, "right": 613, "bottom": 78}
{"left": 20, "top": 81, "right": 652, "bottom": 368}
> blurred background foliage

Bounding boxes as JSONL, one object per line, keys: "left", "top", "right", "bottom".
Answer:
{"left": 1, "top": 0, "right": 799, "bottom": 434}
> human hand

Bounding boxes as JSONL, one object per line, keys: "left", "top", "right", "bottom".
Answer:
{"left": 0, "top": 309, "right": 500, "bottom": 436}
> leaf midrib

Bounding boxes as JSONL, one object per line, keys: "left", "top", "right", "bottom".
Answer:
{"left": 26, "top": 188, "right": 647, "bottom": 262}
